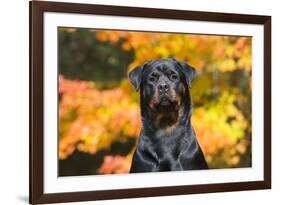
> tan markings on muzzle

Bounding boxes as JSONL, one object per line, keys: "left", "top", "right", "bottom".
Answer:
{"left": 170, "top": 88, "right": 181, "bottom": 106}
{"left": 150, "top": 89, "right": 160, "bottom": 108}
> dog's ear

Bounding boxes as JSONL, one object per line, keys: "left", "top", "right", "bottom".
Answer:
{"left": 128, "top": 64, "right": 145, "bottom": 91}
{"left": 174, "top": 60, "right": 196, "bottom": 87}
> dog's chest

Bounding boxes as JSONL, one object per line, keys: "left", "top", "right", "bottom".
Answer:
{"left": 152, "top": 130, "right": 187, "bottom": 159}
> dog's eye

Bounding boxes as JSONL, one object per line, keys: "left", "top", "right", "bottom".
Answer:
{"left": 170, "top": 74, "right": 178, "bottom": 80}
{"left": 150, "top": 77, "right": 156, "bottom": 82}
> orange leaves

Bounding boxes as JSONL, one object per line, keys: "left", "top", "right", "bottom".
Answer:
{"left": 98, "top": 155, "right": 131, "bottom": 174}
{"left": 59, "top": 73, "right": 249, "bottom": 168}
{"left": 96, "top": 30, "right": 252, "bottom": 73}
{"left": 96, "top": 31, "right": 129, "bottom": 44}
{"left": 58, "top": 27, "right": 77, "bottom": 33}
{"left": 59, "top": 29, "right": 252, "bottom": 172}
{"left": 96, "top": 31, "right": 159, "bottom": 51}
{"left": 59, "top": 76, "right": 141, "bottom": 160}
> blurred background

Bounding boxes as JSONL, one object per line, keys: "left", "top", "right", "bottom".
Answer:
{"left": 58, "top": 27, "right": 252, "bottom": 176}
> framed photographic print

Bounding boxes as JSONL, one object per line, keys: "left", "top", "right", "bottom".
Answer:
{"left": 29, "top": 0, "right": 271, "bottom": 204}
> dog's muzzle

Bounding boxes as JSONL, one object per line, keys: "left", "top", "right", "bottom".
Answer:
{"left": 158, "top": 96, "right": 172, "bottom": 106}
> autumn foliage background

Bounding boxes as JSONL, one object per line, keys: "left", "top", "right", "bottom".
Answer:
{"left": 58, "top": 28, "right": 252, "bottom": 176}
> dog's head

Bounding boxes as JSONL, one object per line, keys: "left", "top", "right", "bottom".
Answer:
{"left": 128, "top": 58, "right": 196, "bottom": 113}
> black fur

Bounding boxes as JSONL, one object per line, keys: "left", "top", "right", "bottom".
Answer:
{"left": 128, "top": 58, "right": 208, "bottom": 173}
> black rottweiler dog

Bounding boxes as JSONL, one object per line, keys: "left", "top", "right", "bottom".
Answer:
{"left": 128, "top": 58, "right": 208, "bottom": 173}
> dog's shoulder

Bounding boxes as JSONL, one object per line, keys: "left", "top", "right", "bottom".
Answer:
{"left": 179, "top": 126, "right": 209, "bottom": 169}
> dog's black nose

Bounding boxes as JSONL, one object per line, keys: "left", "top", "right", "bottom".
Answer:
{"left": 158, "top": 83, "right": 169, "bottom": 93}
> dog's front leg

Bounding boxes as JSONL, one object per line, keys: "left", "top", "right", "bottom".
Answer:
{"left": 130, "top": 147, "right": 159, "bottom": 173}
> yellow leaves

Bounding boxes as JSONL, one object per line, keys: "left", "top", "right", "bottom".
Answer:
{"left": 237, "top": 46, "right": 252, "bottom": 71}
{"left": 95, "top": 30, "right": 252, "bottom": 73}
{"left": 236, "top": 139, "right": 249, "bottom": 155}
{"left": 225, "top": 45, "right": 235, "bottom": 58}
{"left": 192, "top": 93, "right": 248, "bottom": 167}
{"left": 219, "top": 59, "right": 236, "bottom": 72}
{"left": 59, "top": 29, "right": 252, "bottom": 171}
{"left": 155, "top": 46, "right": 170, "bottom": 58}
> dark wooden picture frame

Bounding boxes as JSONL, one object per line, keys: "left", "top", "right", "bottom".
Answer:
{"left": 30, "top": 0, "right": 271, "bottom": 204}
